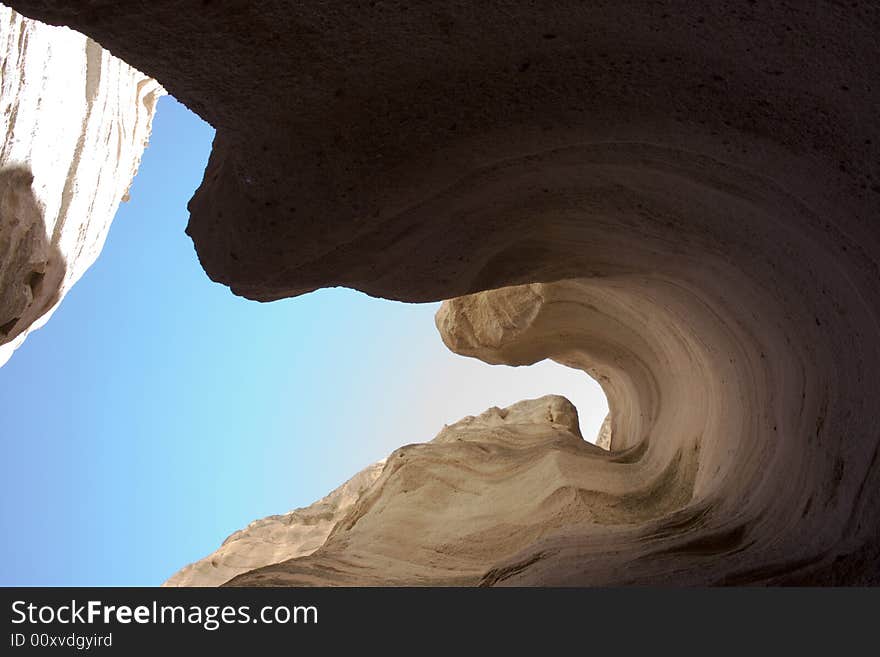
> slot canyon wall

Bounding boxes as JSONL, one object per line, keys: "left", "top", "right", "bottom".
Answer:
{"left": 164, "top": 459, "right": 387, "bottom": 587}
{"left": 0, "top": 5, "right": 162, "bottom": 366}
{"left": 6, "top": 2, "right": 879, "bottom": 585}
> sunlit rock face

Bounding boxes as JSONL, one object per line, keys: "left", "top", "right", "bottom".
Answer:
{"left": 226, "top": 396, "right": 610, "bottom": 587}
{"left": 10, "top": 1, "right": 879, "bottom": 584}
{"left": 163, "top": 460, "right": 386, "bottom": 587}
{"left": 0, "top": 5, "right": 162, "bottom": 366}
{"left": 594, "top": 415, "right": 613, "bottom": 452}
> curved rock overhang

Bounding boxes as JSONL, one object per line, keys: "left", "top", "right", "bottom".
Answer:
{"left": 10, "top": 1, "right": 879, "bottom": 585}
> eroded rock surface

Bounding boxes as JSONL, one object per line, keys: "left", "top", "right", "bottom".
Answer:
{"left": 594, "top": 415, "right": 612, "bottom": 452}
{"left": 164, "top": 460, "right": 385, "bottom": 587}
{"left": 10, "top": 2, "right": 879, "bottom": 584}
{"left": 0, "top": 5, "right": 162, "bottom": 366}
{"left": 226, "top": 396, "right": 608, "bottom": 586}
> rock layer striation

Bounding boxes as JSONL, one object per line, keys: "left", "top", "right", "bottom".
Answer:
{"left": 164, "top": 460, "right": 385, "bottom": 587}
{"left": 0, "top": 5, "right": 162, "bottom": 366}
{"left": 9, "top": 2, "right": 880, "bottom": 584}
{"left": 225, "top": 395, "right": 605, "bottom": 586}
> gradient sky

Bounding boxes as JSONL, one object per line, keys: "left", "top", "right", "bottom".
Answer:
{"left": 0, "top": 97, "right": 607, "bottom": 586}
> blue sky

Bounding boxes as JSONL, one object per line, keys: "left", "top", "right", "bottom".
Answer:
{"left": 0, "top": 97, "right": 606, "bottom": 586}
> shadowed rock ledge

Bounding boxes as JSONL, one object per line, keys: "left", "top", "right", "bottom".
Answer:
{"left": 9, "top": 2, "right": 879, "bottom": 585}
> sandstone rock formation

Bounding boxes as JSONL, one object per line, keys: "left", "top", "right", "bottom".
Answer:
{"left": 10, "top": 2, "right": 879, "bottom": 584}
{"left": 164, "top": 460, "right": 385, "bottom": 587}
{"left": 594, "top": 415, "right": 612, "bottom": 452}
{"left": 225, "top": 395, "right": 605, "bottom": 586}
{"left": 0, "top": 5, "right": 162, "bottom": 366}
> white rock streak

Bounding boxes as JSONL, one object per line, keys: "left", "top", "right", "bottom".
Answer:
{"left": 0, "top": 6, "right": 163, "bottom": 366}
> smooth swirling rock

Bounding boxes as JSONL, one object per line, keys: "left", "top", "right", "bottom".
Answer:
{"left": 230, "top": 272, "right": 879, "bottom": 585}
{"left": 163, "top": 460, "right": 385, "bottom": 587}
{"left": 0, "top": 5, "right": 162, "bottom": 366}
{"left": 8, "top": 2, "right": 879, "bottom": 584}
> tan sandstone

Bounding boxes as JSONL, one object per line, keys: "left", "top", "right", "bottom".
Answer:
{"left": 9, "top": 2, "right": 879, "bottom": 585}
